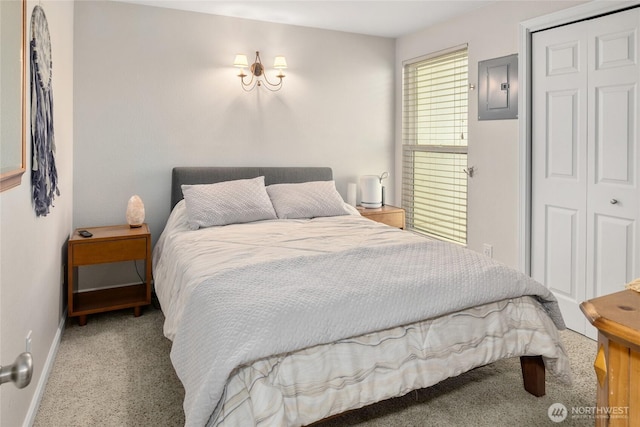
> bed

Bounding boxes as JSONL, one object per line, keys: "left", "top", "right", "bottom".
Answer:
{"left": 152, "top": 166, "right": 571, "bottom": 427}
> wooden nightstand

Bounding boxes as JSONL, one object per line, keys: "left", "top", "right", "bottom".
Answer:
{"left": 67, "top": 224, "right": 152, "bottom": 326}
{"left": 357, "top": 205, "right": 405, "bottom": 229}
{"left": 580, "top": 289, "right": 640, "bottom": 426}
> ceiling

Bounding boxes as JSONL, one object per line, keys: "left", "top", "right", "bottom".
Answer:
{"left": 115, "top": 1, "right": 495, "bottom": 38}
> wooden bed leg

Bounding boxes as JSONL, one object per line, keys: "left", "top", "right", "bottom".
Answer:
{"left": 520, "top": 355, "right": 545, "bottom": 397}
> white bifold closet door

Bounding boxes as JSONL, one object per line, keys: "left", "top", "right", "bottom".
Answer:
{"left": 532, "top": 7, "right": 640, "bottom": 339}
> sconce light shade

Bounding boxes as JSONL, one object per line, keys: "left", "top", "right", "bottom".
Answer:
{"left": 233, "top": 54, "right": 249, "bottom": 68}
{"left": 234, "top": 51, "right": 286, "bottom": 92}
{"left": 273, "top": 56, "right": 287, "bottom": 69}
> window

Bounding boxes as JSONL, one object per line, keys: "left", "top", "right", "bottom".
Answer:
{"left": 402, "top": 46, "right": 468, "bottom": 245}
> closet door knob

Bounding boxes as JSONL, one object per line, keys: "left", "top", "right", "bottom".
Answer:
{"left": 610, "top": 199, "right": 618, "bottom": 205}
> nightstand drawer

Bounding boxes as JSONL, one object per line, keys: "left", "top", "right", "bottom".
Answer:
{"left": 72, "top": 237, "right": 147, "bottom": 265}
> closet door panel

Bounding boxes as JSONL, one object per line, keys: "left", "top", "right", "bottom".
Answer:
{"left": 532, "top": 7, "right": 640, "bottom": 338}
{"left": 594, "top": 214, "right": 635, "bottom": 297}
{"left": 532, "top": 21, "right": 589, "bottom": 334}
{"left": 587, "top": 8, "right": 640, "bottom": 306}
{"left": 547, "top": 90, "right": 580, "bottom": 179}
{"left": 544, "top": 206, "right": 579, "bottom": 297}
{"left": 594, "top": 85, "right": 634, "bottom": 185}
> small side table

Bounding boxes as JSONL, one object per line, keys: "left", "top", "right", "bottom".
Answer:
{"left": 67, "top": 224, "right": 152, "bottom": 326}
{"left": 580, "top": 289, "right": 640, "bottom": 426}
{"left": 356, "top": 205, "right": 405, "bottom": 229}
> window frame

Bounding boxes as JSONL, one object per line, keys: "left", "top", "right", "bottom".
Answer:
{"left": 401, "top": 45, "right": 469, "bottom": 245}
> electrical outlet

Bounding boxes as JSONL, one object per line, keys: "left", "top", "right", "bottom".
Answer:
{"left": 26, "top": 330, "right": 32, "bottom": 353}
{"left": 483, "top": 244, "right": 493, "bottom": 258}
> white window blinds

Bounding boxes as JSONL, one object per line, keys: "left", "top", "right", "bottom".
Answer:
{"left": 402, "top": 47, "right": 468, "bottom": 244}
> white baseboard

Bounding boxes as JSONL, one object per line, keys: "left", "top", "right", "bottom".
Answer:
{"left": 22, "top": 310, "right": 67, "bottom": 427}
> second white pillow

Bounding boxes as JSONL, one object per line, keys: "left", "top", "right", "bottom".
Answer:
{"left": 267, "top": 181, "right": 350, "bottom": 219}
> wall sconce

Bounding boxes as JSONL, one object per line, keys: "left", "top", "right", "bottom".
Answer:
{"left": 233, "top": 51, "right": 287, "bottom": 92}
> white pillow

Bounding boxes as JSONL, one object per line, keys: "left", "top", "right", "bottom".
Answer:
{"left": 266, "top": 181, "right": 350, "bottom": 219}
{"left": 181, "top": 176, "right": 277, "bottom": 229}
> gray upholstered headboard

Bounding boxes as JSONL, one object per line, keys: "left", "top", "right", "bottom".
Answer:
{"left": 171, "top": 167, "right": 333, "bottom": 209}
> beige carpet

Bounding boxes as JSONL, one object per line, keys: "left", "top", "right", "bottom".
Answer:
{"left": 34, "top": 306, "right": 597, "bottom": 426}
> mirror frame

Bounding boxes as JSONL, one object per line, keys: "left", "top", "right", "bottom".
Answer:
{"left": 0, "top": 0, "right": 27, "bottom": 192}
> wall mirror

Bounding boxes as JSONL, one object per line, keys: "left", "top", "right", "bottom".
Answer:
{"left": 0, "top": 0, "right": 26, "bottom": 192}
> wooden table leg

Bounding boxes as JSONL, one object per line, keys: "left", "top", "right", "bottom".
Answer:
{"left": 78, "top": 315, "right": 87, "bottom": 326}
{"left": 607, "top": 340, "right": 630, "bottom": 427}
{"left": 134, "top": 306, "right": 142, "bottom": 317}
{"left": 631, "top": 350, "right": 640, "bottom": 426}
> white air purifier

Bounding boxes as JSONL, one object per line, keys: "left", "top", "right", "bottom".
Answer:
{"left": 360, "top": 175, "right": 382, "bottom": 208}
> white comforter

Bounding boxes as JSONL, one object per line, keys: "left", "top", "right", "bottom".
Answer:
{"left": 153, "top": 202, "right": 565, "bottom": 427}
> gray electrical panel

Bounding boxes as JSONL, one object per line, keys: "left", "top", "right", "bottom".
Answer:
{"left": 478, "top": 54, "right": 518, "bottom": 120}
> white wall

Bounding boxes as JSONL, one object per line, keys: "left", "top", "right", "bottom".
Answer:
{"left": 73, "top": 1, "right": 396, "bottom": 270}
{"left": 0, "top": 1, "right": 74, "bottom": 426}
{"left": 395, "top": 1, "right": 583, "bottom": 268}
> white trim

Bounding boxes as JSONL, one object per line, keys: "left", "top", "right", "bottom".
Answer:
{"left": 517, "top": 0, "right": 640, "bottom": 274}
{"left": 401, "top": 43, "right": 468, "bottom": 67}
{"left": 22, "top": 310, "right": 67, "bottom": 427}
